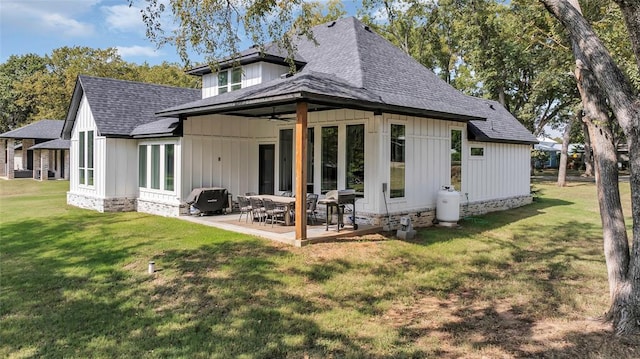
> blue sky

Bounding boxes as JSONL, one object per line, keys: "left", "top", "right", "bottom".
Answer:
{"left": 0, "top": 0, "right": 362, "bottom": 66}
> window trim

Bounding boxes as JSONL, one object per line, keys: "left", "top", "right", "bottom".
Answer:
{"left": 389, "top": 122, "right": 406, "bottom": 199}
{"left": 217, "top": 67, "right": 242, "bottom": 94}
{"left": 469, "top": 145, "right": 485, "bottom": 159}
{"left": 345, "top": 123, "right": 365, "bottom": 197}
{"left": 138, "top": 141, "right": 177, "bottom": 194}
{"left": 77, "top": 130, "right": 94, "bottom": 188}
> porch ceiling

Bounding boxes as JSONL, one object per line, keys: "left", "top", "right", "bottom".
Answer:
{"left": 223, "top": 102, "right": 337, "bottom": 119}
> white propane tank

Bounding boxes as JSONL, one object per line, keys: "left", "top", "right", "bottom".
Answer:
{"left": 437, "top": 186, "right": 460, "bottom": 226}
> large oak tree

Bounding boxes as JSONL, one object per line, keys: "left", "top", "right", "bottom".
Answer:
{"left": 541, "top": 0, "right": 640, "bottom": 335}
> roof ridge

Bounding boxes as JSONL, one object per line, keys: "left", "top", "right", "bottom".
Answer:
{"left": 348, "top": 17, "right": 366, "bottom": 89}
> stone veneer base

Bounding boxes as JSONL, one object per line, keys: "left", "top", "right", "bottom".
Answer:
{"left": 136, "top": 198, "right": 187, "bottom": 217}
{"left": 330, "top": 195, "right": 534, "bottom": 230}
{"left": 67, "top": 192, "right": 136, "bottom": 213}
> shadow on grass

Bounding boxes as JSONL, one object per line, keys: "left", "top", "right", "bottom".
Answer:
{"left": 1, "top": 215, "right": 380, "bottom": 358}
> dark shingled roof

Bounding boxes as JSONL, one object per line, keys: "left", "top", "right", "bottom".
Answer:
{"left": 160, "top": 17, "right": 535, "bottom": 144}
{"left": 130, "top": 118, "right": 181, "bottom": 138}
{"left": 467, "top": 98, "right": 537, "bottom": 144}
{"left": 29, "top": 139, "right": 70, "bottom": 150}
{"left": 0, "top": 120, "right": 64, "bottom": 140}
{"left": 63, "top": 76, "right": 200, "bottom": 139}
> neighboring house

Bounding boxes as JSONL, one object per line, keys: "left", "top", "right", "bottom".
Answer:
{"left": 62, "top": 17, "right": 536, "bottom": 240}
{"left": 0, "top": 120, "right": 70, "bottom": 180}
{"left": 534, "top": 137, "right": 584, "bottom": 169}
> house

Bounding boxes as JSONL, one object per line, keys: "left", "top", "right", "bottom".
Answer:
{"left": 534, "top": 137, "right": 584, "bottom": 169}
{"left": 0, "top": 120, "right": 70, "bottom": 180}
{"left": 62, "top": 17, "right": 536, "bottom": 240}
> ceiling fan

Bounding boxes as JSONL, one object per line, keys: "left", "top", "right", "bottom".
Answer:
{"left": 260, "top": 107, "right": 296, "bottom": 122}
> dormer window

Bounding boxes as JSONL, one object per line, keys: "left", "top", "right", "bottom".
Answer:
{"left": 218, "top": 68, "right": 242, "bottom": 94}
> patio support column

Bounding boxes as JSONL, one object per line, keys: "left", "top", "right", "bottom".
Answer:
{"left": 40, "top": 150, "right": 49, "bottom": 181}
{"left": 32, "top": 150, "right": 40, "bottom": 180}
{"left": 0, "top": 139, "right": 6, "bottom": 177}
{"left": 63, "top": 149, "right": 70, "bottom": 180}
{"left": 6, "top": 139, "right": 14, "bottom": 179}
{"left": 294, "top": 101, "right": 308, "bottom": 243}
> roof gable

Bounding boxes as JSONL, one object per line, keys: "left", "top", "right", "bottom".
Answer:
{"left": 63, "top": 76, "right": 200, "bottom": 138}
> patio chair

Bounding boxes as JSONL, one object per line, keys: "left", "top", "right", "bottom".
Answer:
{"left": 249, "top": 197, "right": 265, "bottom": 224}
{"left": 280, "top": 191, "right": 293, "bottom": 197}
{"left": 237, "top": 196, "right": 252, "bottom": 222}
{"left": 306, "top": 193, "right": 319, "bottom": 224}
{"left": 263, "top": 198, "right": 286, "bottom": 227}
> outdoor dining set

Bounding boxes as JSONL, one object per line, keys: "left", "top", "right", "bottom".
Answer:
{"left": 236, "top": 189, "right": 359, "bottom": 232}
{"left": 236, "top": 192, "right": 320, "bottom": 227}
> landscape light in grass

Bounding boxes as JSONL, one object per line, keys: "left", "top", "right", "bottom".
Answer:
{"left": 148, "top": 261, "right": 155, "bottom": 274}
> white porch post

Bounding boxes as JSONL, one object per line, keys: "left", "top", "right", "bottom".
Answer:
{"left": 295, "top": 102, "right": 308, "bottom": 243}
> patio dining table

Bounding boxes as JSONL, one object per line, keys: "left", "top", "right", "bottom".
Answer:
{"left": 249, "top": 195, "right": 296, "bottom": 226}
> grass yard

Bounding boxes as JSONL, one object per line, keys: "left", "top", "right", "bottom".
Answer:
{"left": 1, "top": 179, "right": 638, "bottom": 358}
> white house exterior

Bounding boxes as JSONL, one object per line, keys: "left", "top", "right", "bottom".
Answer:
{"left": 62, "top": 17, "right": 536, "bottom": 238}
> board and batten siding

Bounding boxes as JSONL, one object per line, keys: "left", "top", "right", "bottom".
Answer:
{"left": 181, "top": 115, "right": 263, "bottom": 201}
{"left": 372, "top": 114, "right": 460, "bottom": 215}
{"left": 180, "top": 109, "right": 377, "bottom": 209}
{"left": 464, "top": 141, "right": 531, "bottom": 202}
{"left": 260, "top": 62, "right": 290, "bottom": 82}
{"left": 372, "top": 114, "right": 531, "bottom": 216}
{"left": 69, "top": 95, "right": 103, "bottom": 197}
{"left": 179, "top": 109, "right": 531, "bottom": 219}
{"left": 201, "top": 62, "right": 289, "bottom": 98}
{"left": 104, "top": 138, "right": 138, "bottom": 198}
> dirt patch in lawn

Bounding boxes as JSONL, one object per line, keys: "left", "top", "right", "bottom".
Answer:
{"left": 382, "top": 294, "right": 639, "bottom": 358}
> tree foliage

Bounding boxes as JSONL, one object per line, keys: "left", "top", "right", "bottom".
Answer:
{"left": 134, "top": 0, "right": 344, "bottom": 68}
{"left": 0, "top": 54, "right": 48, "bottom": 132}
{"left": 1, "top": 46, "right": 199, "bottom": 130}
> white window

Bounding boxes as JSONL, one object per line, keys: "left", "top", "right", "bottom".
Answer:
{"left": 138, "top": 143, "right": 175, "bottom": 192}
{"left": 78, "top": 130, "right": 94, "bottom": 186}
{"left": 470, "top": 146, "right": 485, "bottom": 158}
{"left": 217, "top": 67, "right": 242, "bottom": 94}
{"left": 390, "top": 124, "right": 405, "bottom": 198}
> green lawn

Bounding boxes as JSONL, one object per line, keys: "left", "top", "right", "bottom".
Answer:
{"left": 1, "top": 179, "right": 638, "bottom": 358}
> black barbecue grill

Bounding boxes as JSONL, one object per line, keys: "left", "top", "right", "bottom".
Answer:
{"left": 318, "top": 189, "right": 358, "bottom": 231}
{"left": 186, "top": 187, "right": 229, "bottom": 215}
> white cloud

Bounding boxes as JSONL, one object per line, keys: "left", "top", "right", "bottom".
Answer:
{"left": 1, "top": 0, "right": 95, "bottom": 37}
{"left": 42, "top": 13, "right": 95, "bottom": 37}
{"left": 116, "top": 45, "right": 162, "bottom": 58}
{"left": 102, "top": 4, "right": 145, "bottom": 33}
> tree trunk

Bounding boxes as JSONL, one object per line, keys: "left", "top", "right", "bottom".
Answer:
{"left": 541, "top": 0, "right": 640, "bottom": 335}
{"left": 582, "top": 120, "right": 594, "bottom": 177}
{"left": 557, "top": 118, "right": 573, "bottom": 187}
